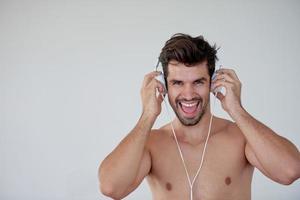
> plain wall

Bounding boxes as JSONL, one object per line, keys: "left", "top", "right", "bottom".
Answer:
{"left": 0, "top": 0, "right": 299, "bottom": 199}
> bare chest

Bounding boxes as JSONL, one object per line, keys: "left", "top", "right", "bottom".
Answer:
{"left": 147, "top": 133, "right": 253, "bottom": 200}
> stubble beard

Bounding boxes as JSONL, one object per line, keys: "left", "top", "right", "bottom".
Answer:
{"left": 170, "top": 97, "right": 208, "bottom": 126}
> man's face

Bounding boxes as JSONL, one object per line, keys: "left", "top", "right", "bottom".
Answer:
{"left": 167, "top": 61, "right": 211, "bottom": 126}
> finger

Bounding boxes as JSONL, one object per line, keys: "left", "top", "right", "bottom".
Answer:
{"left": 147, "top": 78, "right": 165, "bottom": 94}
{"left": 211, "top": 75, "right": 231, "bottom": 89}
{"left": 212, "top": 73, "right": 234, "bottom": 84}
{"left": 217, "top": 68, "right": 240, "bottom": 82}
{"left": 155, "top": 79, "right": 166, "bottom": 94}
{"left": 157, "top": 92, "right": 164, "bottom": 104}
{"left": 142, "top": 71, "right": 162, "bottom": 87}
{"left": 215, "top": 91, "right": 225, "bottom": 101}
{"left": 211, "top": 80, "right": 233, "bottom": 93}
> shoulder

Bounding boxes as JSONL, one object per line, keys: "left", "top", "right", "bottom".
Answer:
{"left": 145, "top": 123, "right": 173, "bottom": 150}
{"left": 212, "top": 116, "right": 246, "bottom": 143}
{"left": 149, "top": 123, "right": 172, "bottom": 141}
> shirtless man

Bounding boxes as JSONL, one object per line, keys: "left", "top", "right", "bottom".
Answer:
{"left": 98, "top": 33, "right": 300, "bottom": 200}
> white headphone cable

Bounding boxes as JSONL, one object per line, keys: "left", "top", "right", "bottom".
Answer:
{"left": 161, "top": 83, "right": 218, "bottom": 200}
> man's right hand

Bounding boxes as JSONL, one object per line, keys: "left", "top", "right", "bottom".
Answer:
{"left": 140, "top": 71, "right": 165, "bottom": 119}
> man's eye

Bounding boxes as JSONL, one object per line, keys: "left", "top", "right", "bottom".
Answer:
{"left": 172, "top": 81, "right": 182, "bottom": 85}
{"left": 195, "top": 80, "right": 204, "bottom": 85}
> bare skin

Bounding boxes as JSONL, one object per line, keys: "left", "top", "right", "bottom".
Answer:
{"left": 99, "top": 61, "right": 300, "bottom": 200}
{"left": 146, "top": 118, "right": 253, "bottom": 200}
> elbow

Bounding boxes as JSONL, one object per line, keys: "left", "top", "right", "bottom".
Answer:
{"left": 100, "top": 182, "right": 122, "bottom": 199}
{"left": 278, "top": 164, "right": 300, "bottom": 185}
{"left": 99, "top": 179, "right": 132, "bottom": 199}
{"left": 98, "top": 168, "right": 125, "bottom": 199}
{"left": 279, "top": 177, "right": 296, "bottom": 185}
{"left": 99, "top": 182, "right": 112, "bottom": 196}
{"left": 279, "top": 176, "right": 298, "bottom": 186}
{"left": 97, "top": 161, "right": 132, "bottom": 199}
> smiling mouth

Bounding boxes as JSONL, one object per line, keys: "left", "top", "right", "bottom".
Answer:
{"left": 178, "top": 101, "right": 200, "bottom": 117}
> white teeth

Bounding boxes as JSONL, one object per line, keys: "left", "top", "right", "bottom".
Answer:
{"left": 181, "top": 102, "right": 197, "bottom": 107}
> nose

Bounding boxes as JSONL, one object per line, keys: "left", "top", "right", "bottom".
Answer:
{"left": 181, "top": 84, "right": 196, "bottom": 100}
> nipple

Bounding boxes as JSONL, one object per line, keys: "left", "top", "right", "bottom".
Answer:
{"left": 166, "top": 182, "right": 172, "bottom": 191}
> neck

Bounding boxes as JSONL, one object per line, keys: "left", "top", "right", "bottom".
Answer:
{"left": 173, "top": 108, "right": 213, "bottom": 146}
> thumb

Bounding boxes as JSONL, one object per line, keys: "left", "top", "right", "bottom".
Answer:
{"left": 157, "top": 93, "right": 164, "bottom": 104}
{"left": 215, "top": 92, "right": 225, "bottom": 101}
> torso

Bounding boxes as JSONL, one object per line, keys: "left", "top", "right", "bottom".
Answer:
{"left": 146, "top": 117, "right": 254, "bottom": 200}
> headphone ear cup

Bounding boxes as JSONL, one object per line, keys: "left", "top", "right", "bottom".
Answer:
{"left": 155, "top": 73, "right": 167, "bottom": 94}
{"left": 211, "top": 71, "right": 226, "bottom": 95}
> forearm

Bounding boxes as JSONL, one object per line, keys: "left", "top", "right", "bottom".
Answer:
{"left": 230, "top": 106, "right": 300, "bottom": 181}
{"left": 99, "top": 113, "right": 155, "bottom": 194}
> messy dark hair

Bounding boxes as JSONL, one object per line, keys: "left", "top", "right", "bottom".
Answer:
{"left": 158, "top": 33, "right": 219, "bottom": 80}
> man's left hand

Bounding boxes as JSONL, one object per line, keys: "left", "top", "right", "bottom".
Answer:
{"left": 211, "top": 68, "right": 243, "bottom": 116}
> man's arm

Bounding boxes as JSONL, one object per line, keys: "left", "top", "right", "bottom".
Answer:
{"left": 234, "top": 106, "right": 300, "bottom": 184}
{"left": 211, "top": 68, "right": 300, "bottom": 185}
{"left": 99, "top": 114, "right": 153, "bottom": 199}
{"left": 98, "top": 72, "right": 164, "bottom": 199}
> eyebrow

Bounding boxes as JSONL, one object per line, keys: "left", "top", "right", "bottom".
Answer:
{"left": 194, "top": 77, "right": 208, "bottom": 82}
{"left": 169, "top": 77, "right": 208, "bottom": 83}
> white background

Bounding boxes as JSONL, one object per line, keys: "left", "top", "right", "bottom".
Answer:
{"left": 0, "top": 0, "right": 299, "bottom": 199}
